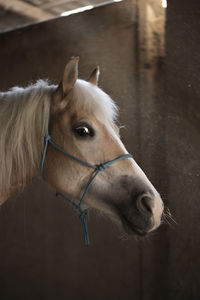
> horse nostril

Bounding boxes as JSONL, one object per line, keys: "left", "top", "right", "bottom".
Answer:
{"left": 137, "top": 195, "right": 153, "bottom": 214}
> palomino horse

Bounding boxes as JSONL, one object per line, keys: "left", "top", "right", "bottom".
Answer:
{"left": 0, "top": 57, "right": 163, "bottom": 243}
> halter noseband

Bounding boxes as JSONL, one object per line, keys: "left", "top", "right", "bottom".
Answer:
{"left": 41, "top": 126, "right": 133, "bottom": 246}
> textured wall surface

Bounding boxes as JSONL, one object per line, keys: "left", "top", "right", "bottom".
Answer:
{"left": 0, "top": 0, "right": 199, "bottom": 299}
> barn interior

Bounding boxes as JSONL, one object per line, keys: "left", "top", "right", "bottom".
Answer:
{"left": 0, "top": 0, "right": 199, "bottom": 299}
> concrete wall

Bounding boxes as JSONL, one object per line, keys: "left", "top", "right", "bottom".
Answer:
{"left": 0, "top": 0, "right": 200, "bottom": 299}
{"left": 164, "top": 1, "right": 200, "bottom": 299}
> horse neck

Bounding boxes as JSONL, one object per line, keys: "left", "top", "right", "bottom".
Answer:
{"left": 0, "top": 81, "right": 56, "bottom": 204}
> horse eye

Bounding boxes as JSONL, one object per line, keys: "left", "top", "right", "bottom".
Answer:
{"left": 74, "top": 126, "right": 94, "bottom": 138}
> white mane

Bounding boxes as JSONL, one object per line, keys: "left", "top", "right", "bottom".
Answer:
{"left": 0, "top": 79, "right": 118, "bottom": 197}
{"left": 0, "top": 80, "right": 56, "bottom": 196}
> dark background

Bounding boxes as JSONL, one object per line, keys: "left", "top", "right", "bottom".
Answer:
{"left": 0, "top": 0, "right": 200, "bottom": 299}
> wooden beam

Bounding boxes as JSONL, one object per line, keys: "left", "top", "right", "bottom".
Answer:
{"left": 40, "top": 0, "right": 76, "bottom": 10}
{"left": 40, "top": 0, "right": 115, "bottom": 11}
{"left": 0, "top": 0, "right": 54, "bottom": 21}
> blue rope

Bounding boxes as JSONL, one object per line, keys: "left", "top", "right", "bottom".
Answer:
{"left": 41, "top": 127, "right": 133, "bottom": 246}
{"left": 49, "top": 138, "right": 96, "bottom": 170}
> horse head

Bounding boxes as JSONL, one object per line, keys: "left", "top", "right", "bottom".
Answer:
{"left": 44, "top": 57, "right": 164, "bottom": 237}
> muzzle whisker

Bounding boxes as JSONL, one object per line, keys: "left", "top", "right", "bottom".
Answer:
{"left": 162, "top": 206, "right": 177, "bottom": 227}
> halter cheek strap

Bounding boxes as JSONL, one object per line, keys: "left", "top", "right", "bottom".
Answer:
{"left": 41, "top": 127, "right": 133, "bottom": 246}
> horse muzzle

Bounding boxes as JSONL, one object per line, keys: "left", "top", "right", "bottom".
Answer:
{"left": 118, "top": 192, "right": 163, "bottom": 236}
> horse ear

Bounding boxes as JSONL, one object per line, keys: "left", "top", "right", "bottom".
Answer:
{"left": 88, "top": 66, "right": 100, "bottom": 85}
{"left": 53, "top": 57, "right": 79, "bottom": 110}
{"left": 62, "top": 56, "right": 79, "bottom": 95}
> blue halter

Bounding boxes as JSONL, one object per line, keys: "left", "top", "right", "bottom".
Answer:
{"left": 41, "top": 126, "right": 133, "bottom": 246}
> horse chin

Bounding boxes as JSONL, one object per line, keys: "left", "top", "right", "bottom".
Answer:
{"left": 121, "top": 216, "right": 149, "bottom": 236}
{"left": 117, "top": 211, "right": 154, "bottom": 237}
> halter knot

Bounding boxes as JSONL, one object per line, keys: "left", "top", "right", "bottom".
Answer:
{"left": 45, "top": 134, "right": 51, "bottom": 142}
{"left": 96, "top": 163, "right": 106, "bottom": 171}
{"left": 79, "top": 209, "right": 88, "bottom": 219}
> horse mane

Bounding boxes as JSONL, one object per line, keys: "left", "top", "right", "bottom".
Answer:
{"left": 0, "top": 80, "right": 56, "bottom": 196}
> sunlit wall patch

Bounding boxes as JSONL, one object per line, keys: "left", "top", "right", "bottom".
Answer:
{"left": 162, "top": 0, "right": 167, "bottom": 8}
{"left": 61, "top": 5, "right": 94, "bottom": 17}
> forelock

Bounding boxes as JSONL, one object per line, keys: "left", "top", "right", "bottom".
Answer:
{"left": 71, "top": 79, "right": 118, "bottom": 125}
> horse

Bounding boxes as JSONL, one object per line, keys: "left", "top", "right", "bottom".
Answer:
{"left": 0, "top": 57, "right": 164, "bottom": 242}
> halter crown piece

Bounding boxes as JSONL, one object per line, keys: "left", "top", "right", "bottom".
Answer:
{"left": 41, "top": 126, "right": 133, "bottom": 246}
